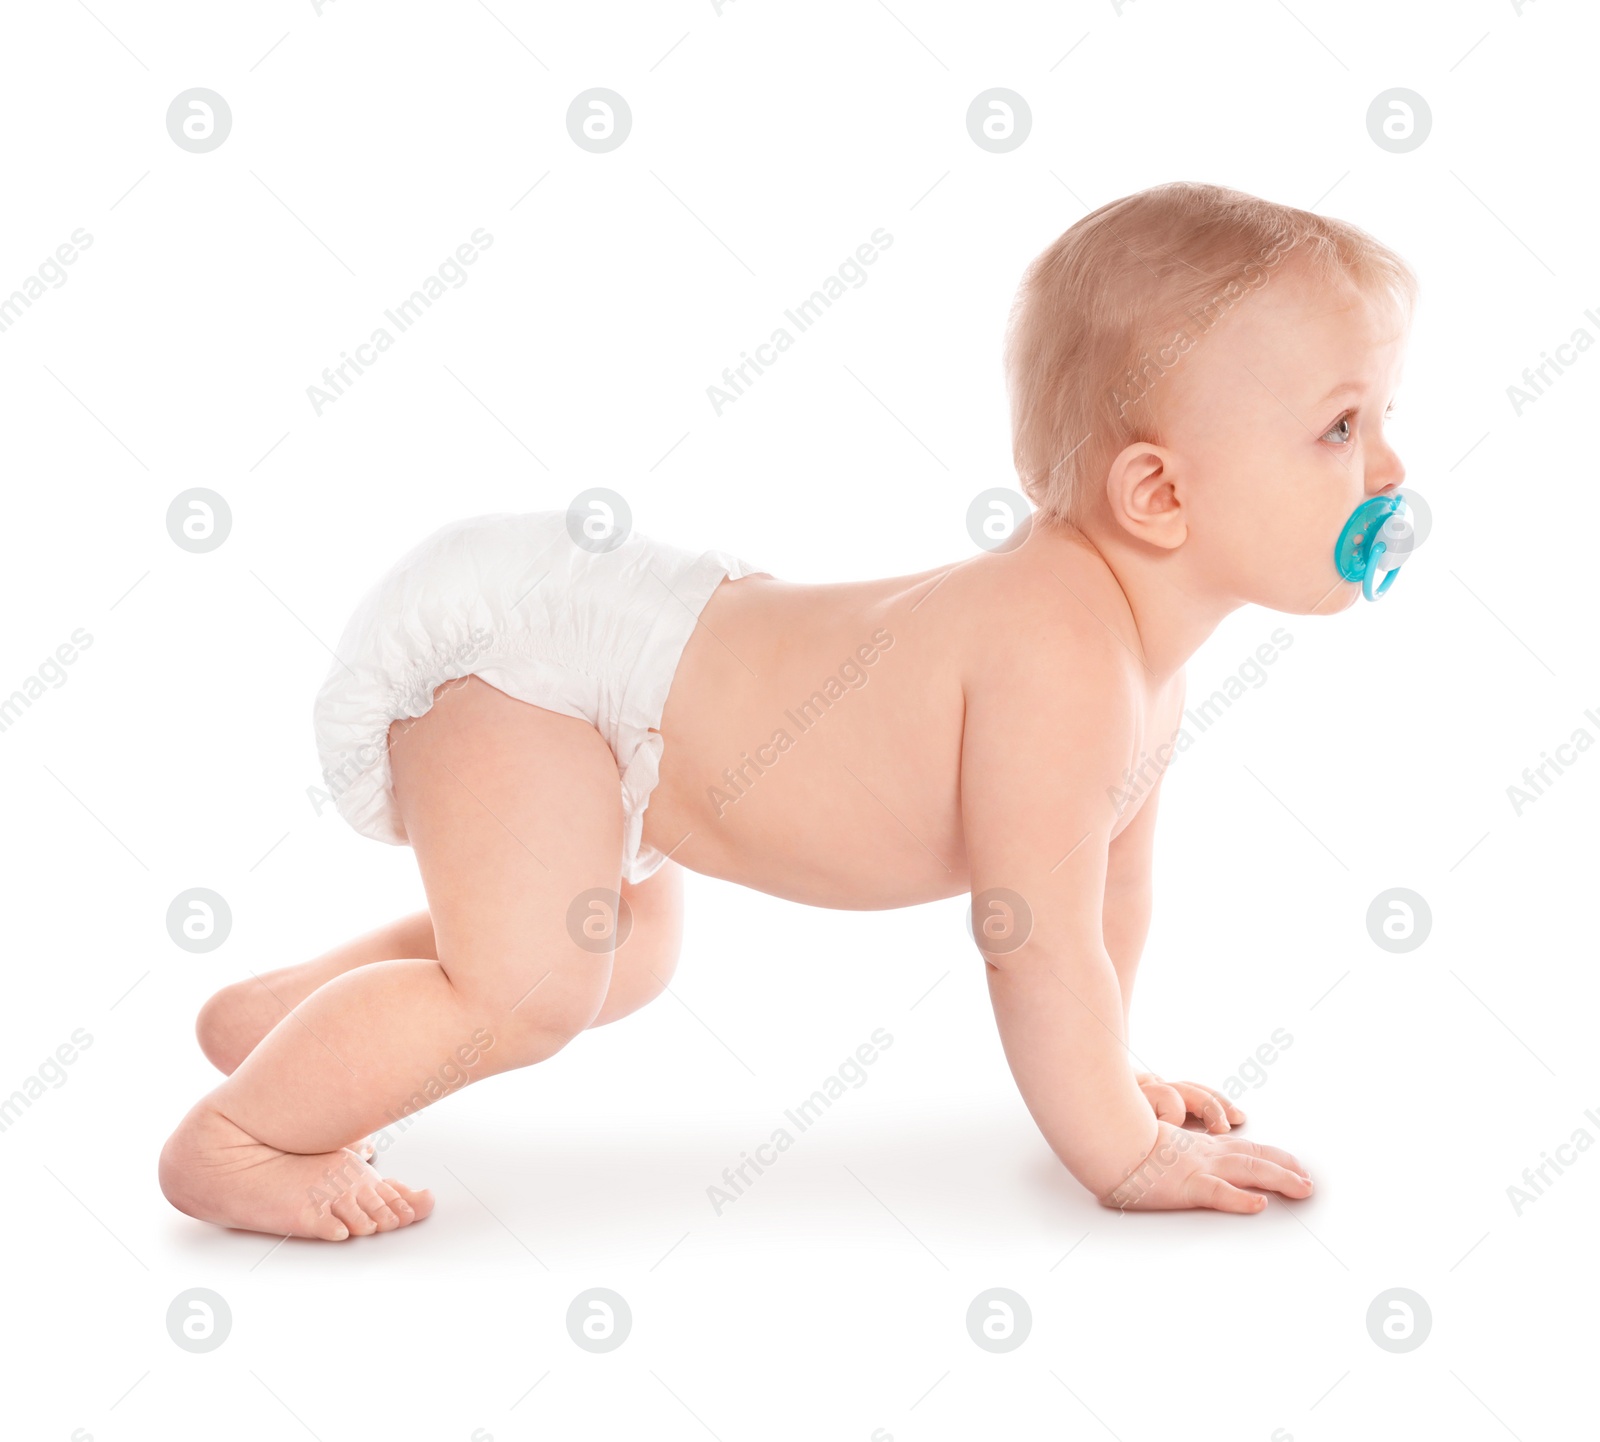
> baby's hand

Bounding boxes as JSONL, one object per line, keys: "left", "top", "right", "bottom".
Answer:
{"left": 1100, "top": 1121, "right": 1313, "bottom": 1213}
{"left": 1135, "top": 1071, "right": 1244, "bottom": 1134}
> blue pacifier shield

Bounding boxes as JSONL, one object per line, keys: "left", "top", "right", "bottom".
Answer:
{"left": 1335, "top": 490, "right": 1415, "bottom": 600}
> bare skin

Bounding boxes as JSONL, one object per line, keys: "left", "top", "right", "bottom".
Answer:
{"left": 162, "top": 263, "right": 1406, "bottom": 1235}
{"left": 191, "top": 874, "right": 683, "bottom": 1168}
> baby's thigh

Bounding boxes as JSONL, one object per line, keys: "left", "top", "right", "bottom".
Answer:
{"left": 387, "top": 676, "right": 626, "bottom": 1035}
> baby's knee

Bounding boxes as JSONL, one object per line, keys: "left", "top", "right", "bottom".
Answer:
{"left": 586, "top": 862, "right": 683, "bottom": 1028}
{"left": 588, "top": 930, "right": 679, "bottom": 1028}
{"left": 448, "top": 961, "right": 612, "bottom": 1071}
{"left": 194, "top": 981, "right": 261, "bottom": 1075}
{"left": 467, "top": 1006, "right": 591, "bottom": 1073}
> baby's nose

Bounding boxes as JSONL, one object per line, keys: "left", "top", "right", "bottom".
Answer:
{"left": 1368, "top": 448, "right": 1405, "bottom": 494}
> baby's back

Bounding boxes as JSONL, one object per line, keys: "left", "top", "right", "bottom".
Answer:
{"left": 649, "top": 524, "right": 1173, "bottom": 910}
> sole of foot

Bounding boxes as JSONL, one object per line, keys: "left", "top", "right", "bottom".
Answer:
{"left": 159, "top": 1102, "right": 435, "bottom": 1241}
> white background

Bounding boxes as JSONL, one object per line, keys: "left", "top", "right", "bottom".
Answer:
{"left": 2, "top": 1, "right": 1596, "bottom": 1439}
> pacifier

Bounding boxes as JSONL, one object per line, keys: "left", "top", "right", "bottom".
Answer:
{"left": 1334, "top": 488, "right": 1421, "bottom": 601}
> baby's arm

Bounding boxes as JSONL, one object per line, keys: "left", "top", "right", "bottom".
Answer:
{"left": 960, "top": 648, "right": 1160, "bottom": 1200}
{"left": 1100, "top": 666, "right": 1185, "bottom": 1030}
{"left": 961, "top": 639, "right": 1311, "bottom": 1211}
{"left": 1104, "top": 774, "right": 1246, "bottom": 1134}
{"left": 1102, "top": 775, "right": 1158, "bottom": 1035}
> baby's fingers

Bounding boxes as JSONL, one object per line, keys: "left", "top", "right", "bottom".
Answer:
{"left": 1210, "top": 1151, "right": 1313, "bottom": 1202}
{"left": 1171, "top": 1080, "right": 1243, "bottom": 1132}
{"left": 1185, "top": 1172, "right": 1269, "bottom": 1214}
{"left": 1142, "top": 1081, "right": 1189, "bottom": 1126}
{"left": 1218, "top": 1135, "right": 1309, "bottom": 1177}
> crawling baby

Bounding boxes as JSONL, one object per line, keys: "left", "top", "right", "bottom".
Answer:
{"left": 159, "top": 180, "right": 1417, "bottom": 1238}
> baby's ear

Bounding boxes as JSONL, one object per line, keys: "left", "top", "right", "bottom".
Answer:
{"left": 1104, "top": 441, "right": 1187, "bottom": 550}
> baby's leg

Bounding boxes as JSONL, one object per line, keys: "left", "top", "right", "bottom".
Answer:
{"left": 195, "top": 912, "right": 438, "bottom": 1074}
{"left": 196, "top": 860, "right": 679, "bottom": 1075}
{"left": 588, "top": 861, "right": 681, "bottom": 1026}
{"left": 158, "top": 676, "right": 626, "bottom": 1240}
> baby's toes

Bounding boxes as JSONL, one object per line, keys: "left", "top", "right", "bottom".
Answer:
{"left": 356, "top": 1184, "right": 402, "bottom": 1231}
{"left": 332, "top": 1190, "right": 378, "bottom": 1237}
{"left": 309, "top": 1208, "right": 350, "bottom": 1241}
{"left": 386, "top": 1180, "right": 435, "bottom": 1223}
{"left": 373, "top": 1180, "right": 415, "bottom": 1226}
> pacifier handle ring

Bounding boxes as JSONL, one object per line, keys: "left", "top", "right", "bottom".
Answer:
{"left": 1363, "top": 540, "right": 1399, "bottom": 601}
{"left": 1363, "top": 547, "right": 1388, "bottom": 601}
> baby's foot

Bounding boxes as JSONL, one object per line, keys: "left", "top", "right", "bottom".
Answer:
{"left": 159, "top": 1102, "right": 434, "bottom": 1241}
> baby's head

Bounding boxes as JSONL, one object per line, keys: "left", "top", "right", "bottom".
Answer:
{"left": 1004, "top": 181, "right": 1419, "bottom": 613}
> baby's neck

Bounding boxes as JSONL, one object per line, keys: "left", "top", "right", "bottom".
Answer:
{"left": 1032, "top": 518, "right": 1240, "bottom": 682}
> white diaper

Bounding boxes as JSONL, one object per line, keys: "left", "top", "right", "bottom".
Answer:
{"left": 311, "top": 510, "right": 764, "bottom": 883}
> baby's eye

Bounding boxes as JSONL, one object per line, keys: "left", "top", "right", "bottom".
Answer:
{"left": 1322, "top": 401, "right": 1397, "bottom": 446}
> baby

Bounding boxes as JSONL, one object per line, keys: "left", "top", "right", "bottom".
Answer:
{"left": 159, "top": 181, "right": 1417, "bottom": 1238}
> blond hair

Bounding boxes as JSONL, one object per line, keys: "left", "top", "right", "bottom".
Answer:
{"left": 1003, "top": 181, "right": 1420, "bottom": 526}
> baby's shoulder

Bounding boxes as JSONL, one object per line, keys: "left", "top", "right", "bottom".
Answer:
{"left": 943, "top": 555, "right": 1161, "bottom": 833}
{"left": 949, "top": 554, "right": 1141, "bottom": 706}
